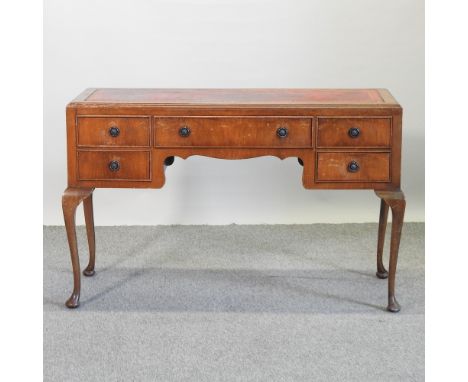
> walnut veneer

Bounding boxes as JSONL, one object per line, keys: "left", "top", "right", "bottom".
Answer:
{"left": 63, "top": 88, "right": 405, "bottom": 312}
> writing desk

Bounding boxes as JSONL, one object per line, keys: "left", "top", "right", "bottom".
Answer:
{"left": 63, "top": 88, "right": 405, "bottom": 312}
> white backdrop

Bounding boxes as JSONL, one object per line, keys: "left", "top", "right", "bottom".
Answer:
{"left": 44, "top": 0, "right": 424, "bottom": 225}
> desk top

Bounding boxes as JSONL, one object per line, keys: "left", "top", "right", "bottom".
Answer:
{"left": 71, "top": 88, "right": 399, "bottom": 107}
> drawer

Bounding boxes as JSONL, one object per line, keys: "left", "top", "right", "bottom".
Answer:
{"left": 154, "top": 117, "right": 311, "bottom": 147}
{"left": 77, "top": 117, "right": 150, "bottom": 147}
{"left": 316, "top": 152, "right": 390, "bottom": 182}
{"left": 317, "top": 117, "right": 391, "bottom": 148}
{"left": 77, "top": 151, "right": 150, "bottom": 181}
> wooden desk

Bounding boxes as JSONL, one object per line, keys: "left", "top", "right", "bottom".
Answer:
{"left": 63, "top": 88, "right": 405, "bottom": 312}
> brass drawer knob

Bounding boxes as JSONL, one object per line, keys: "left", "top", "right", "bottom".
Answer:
{"left": 179, "top": 126, "right": 191, "bottom": 137}
{"left": 347, "top": 160, "right": 360, "bottom": 173}
{"left": 276, "top": 127, "right": 288, "bottom": 138}
{"left": 109, "top": 126, "right": 120, "bottom": 137}
{"left": 108, "top": 160, "right": 120, "bottom": 172}
{"left": 348, "top": 127, "right": 360, "bottom": 138}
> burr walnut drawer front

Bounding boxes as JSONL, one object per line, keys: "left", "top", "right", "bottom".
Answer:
{"left": 316, "top": 152, "right": 391, "bottom": 182}
{"left": 317, "top": 117, "right": 391, "bottom": 148}
{"left": 77, "top": 151, "right": 150, "bottom": 181}
{"left": 154, "top": 117, "right": 312, "bottom": 147}
{"left": 77, "top": 117, "right": 150, "bottom": 147}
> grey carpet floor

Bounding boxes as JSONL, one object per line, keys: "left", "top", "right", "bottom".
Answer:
{"left": 44, "top": 224, "right": 424, "bottom": 382}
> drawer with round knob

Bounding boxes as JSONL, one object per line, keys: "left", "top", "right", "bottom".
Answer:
{"left": 77, "top": 151, "right": 150, "bottom": 181}
{"left": 316, "top": 152, "right": 391, "bottom": 182}
{"left": 154, "top": 117, "right": 312, "bottom": 147}
{"left": 77, "top": 116, "right": 150, "bottom": 147}
{"left": 317, "top": 117, "right": 391, "bottom": 148}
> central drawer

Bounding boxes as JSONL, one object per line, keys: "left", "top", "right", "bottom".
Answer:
{"left": 154, "top": 117, "right": 312, "bottom": 147}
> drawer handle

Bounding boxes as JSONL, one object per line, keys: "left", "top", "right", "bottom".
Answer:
{"left": 348, "top": 127, "right": 360, "bottom": 138}
{"left": 108, "top": 160, "right": 120, "bottom": 172}
{"left": 179, "top": 126, "right": 191, "bottom": 137}
{"left": 109, "top": 126, "right": 120, "bottom": 137}
{"left": 347, "top": 160, "right": 360, "bottom": 173}
{"left": 277, "top": 127, "right": 288, "bottom": 138}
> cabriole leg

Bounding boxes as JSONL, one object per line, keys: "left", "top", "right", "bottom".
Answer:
{"left": 62, "top": 187, "right": 94, "bottom": 308}
{"left": 83, "top": 193, "right": 96, "bottom": 276}
{"left": 83, "top": 193, "right": 96, "bottom": 277}
{"left": 375, "top": 190, "right": 406, "bottom": 313}
{"left": 376, "top": 199, "right": 390, "bottom": 279}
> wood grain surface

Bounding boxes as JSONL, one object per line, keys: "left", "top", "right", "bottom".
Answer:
{"left": 154, "top": 117, "right": 312, "bottom": 147}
